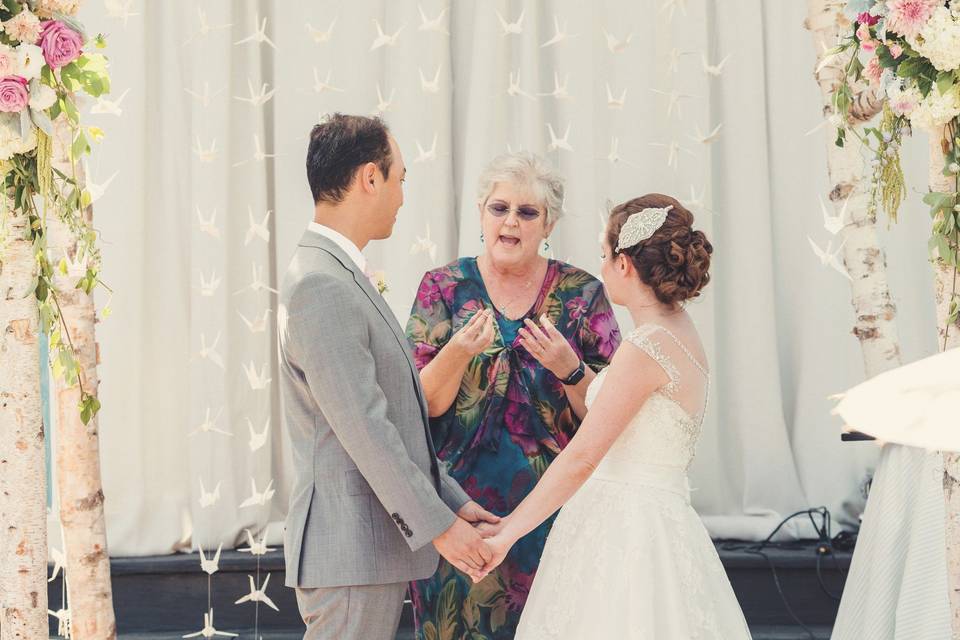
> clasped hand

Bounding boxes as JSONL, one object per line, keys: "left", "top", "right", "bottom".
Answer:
{"left": 433, "top": 501, "right": 513, "bottom": 583}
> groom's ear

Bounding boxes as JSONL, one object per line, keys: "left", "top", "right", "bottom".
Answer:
{"left": 358, "top": 162, "right": 378, "bottom": 194}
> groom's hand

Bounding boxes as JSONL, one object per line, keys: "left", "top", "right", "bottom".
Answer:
{"left": 473, "top": 520, "right": 505, "bottom": 539}
{"left": 470, "top": 533, "right": 512, "bottom": 583}
{"left": 433, "top": 517, "right": 493, "bottom": 581}
{"left": 457, "top": 500, "right": 501, "bottom": 525}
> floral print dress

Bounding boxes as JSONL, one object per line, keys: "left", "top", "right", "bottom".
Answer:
{"left": 405, "top": 257, "right": 621, "bottom": 640}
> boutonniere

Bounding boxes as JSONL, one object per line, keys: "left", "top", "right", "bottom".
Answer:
{"left": 366, "top": 269, "right": 389, "bottom": 295}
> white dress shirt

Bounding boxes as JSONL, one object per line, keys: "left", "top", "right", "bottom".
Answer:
{"left": 307, "top": 222, "right": 367, "bottom": 274}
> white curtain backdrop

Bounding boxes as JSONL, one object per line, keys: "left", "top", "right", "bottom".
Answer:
{"left": 67, "top": 0, "right": 940, "bottom": 556}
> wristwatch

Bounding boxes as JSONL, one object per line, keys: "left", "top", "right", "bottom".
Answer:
{"left": 560, "top": 360, "right": 586, "bottom": 386}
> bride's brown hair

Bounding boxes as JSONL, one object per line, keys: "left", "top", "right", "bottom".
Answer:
{"left": 606, "top": 194, "right": 712, "bottom": 308}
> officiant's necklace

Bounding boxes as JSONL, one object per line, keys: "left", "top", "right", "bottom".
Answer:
{"left": 478, "top": 255, "right": 538, "bottom": 319}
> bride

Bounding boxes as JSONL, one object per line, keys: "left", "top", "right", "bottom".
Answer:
{"left": 475, "top": 194, "right": 751, "bottom": 639}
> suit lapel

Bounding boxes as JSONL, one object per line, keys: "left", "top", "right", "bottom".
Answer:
{"left": 350, "top": 270, "right": 419, "bottom": 373}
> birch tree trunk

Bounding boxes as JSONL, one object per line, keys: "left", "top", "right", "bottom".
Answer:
{"left": 929, "top": 125, "right": 960, "bottom": 639}
{"left": 807, "top": 5, "right": 946, "bottom": 638}
{"left": 0, "top": 208, "right": 49, "bottom": 639}
{"left": 806, "top": 0, "right": 900, "bottom": 379}
{"left": 46, "top": 120, "right": 116, "bottom": 640}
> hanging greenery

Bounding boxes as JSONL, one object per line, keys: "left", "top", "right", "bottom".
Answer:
{"left": 0, "top": 0, "right": 111, "bottom": 423}
{"left": 831, "top": 0, "right": 960, "bottom": 334}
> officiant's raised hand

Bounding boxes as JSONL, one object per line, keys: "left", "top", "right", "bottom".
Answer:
{"left": 518, "top": 314, "right": 580, "bottom": 380}
{"left": 450, "top": 308, "right": 495, "bottom": 358}
{"left": 433, "top": 517, "right": 493, "bottom": 581}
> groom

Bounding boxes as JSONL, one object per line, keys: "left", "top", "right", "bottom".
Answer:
{"left": 277, "top": 114, "right": 497, "bottom": 639}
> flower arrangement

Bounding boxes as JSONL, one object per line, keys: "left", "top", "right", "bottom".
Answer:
{"left": 832, "top": 0, "right": 960, "bottom": 330}
{"left": 0, "top": 0, "right": 111, "bottom": 423}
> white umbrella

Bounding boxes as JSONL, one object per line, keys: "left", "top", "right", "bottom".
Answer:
{"left": 832, "top": 348, "right": 960, "bottom": 451}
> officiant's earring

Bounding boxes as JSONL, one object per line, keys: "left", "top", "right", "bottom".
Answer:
{"left": 480, "top": 231, "right": 485, "bottom": 243}
{"left": 542, "top": 238, "right": 550, "bottom": 253}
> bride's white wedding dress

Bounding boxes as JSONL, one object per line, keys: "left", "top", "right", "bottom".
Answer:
{"left": 516, "top": 324, "right": 751, "bottom": 639}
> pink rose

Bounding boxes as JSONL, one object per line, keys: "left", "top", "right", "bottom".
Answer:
{"left": 856, "top": 24, "right": 878, "bottom": 52}
{"left": 0, "top": 75, "right": 29, "bottom": 112}
{"left": 37, "top": 20, "right": 82, "bottom": 69}
{"left": 864, "top": 57, "right": 883, "bottom": 86}
{"left": 889, "top": 42, "right": 904, "bottom": 58}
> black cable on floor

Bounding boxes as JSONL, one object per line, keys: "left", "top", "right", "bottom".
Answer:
{"left": 734, "top": 506, "right": 843, "bottom": 640}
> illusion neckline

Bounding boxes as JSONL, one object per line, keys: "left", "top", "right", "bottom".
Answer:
{"left": 588, "top": 368, "right": 704, "bottom": 424}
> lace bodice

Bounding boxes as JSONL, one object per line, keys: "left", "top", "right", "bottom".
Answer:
{"left": 585, "top": 324, "right": 709, "bottom": 472}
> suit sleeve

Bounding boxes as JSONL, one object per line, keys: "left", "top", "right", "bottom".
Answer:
{"left": 437, "top": 461, "right": 470, "bottom": 512}
{"left": 284, "top": 273, "right": 456, "bottom": 551}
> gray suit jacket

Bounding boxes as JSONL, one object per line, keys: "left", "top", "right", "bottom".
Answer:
{"left": 278, "top": 229, "right": 470, "bottom": 588}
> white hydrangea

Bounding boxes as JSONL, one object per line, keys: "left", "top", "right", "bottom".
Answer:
{"left": 0, "top": 124, "right": 37, "bottom": 161}
{"left": 29, "top": 84, "right": 56, "bottom": 111}
{"left": 909, "top": 86, "right": 960, "bottom": 131}
{"left": 17, "top": 127, "right": 37, "bottom": 154}
{"left": 911, "top": 7, "right": 960, "bottom": 71}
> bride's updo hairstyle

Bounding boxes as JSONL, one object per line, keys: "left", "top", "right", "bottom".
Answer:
{"left": 606, "top": 194, "right": 712, "bottom": 308}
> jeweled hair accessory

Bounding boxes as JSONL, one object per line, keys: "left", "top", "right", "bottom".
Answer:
{"left": 616, "top": 205, "right": 673, "bottom": 252}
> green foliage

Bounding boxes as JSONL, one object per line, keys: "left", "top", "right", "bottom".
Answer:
{"left": 830, "top": 20, "right": 960, "bottom": 343}
{"left": 0, "top": 24, "right": 113, "bottom": 425}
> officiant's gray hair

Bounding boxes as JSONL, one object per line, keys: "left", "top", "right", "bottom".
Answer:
{"left": 476, "top": 152, "right": 565, "bottom": 224}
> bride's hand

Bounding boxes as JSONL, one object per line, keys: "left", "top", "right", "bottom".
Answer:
{"left": 471, "top": 533, "right": 514, "bottom": 583}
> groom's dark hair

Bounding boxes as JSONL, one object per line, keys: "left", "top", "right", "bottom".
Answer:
{"left": 307, "top": 113, "right": 393, "bottom": 204}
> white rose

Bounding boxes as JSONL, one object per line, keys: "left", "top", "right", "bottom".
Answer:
{"left": 15, "top": 127, "right": 37, "bottom": 153}
{"left": 29, "top": 84, "right": 56, "bottom": 111}
{"left": 0, "top": 123, "right": 24, "bottom": 160}
{"left": 16, "top": 44, "right": 44, "bottom": 81}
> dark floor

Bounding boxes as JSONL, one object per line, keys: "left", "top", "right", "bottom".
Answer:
{"left": 50, "top": 540, "right": 848, "bottom": 640}
{"left": 114, "top": 625, "right": 833, "bottom": 640}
